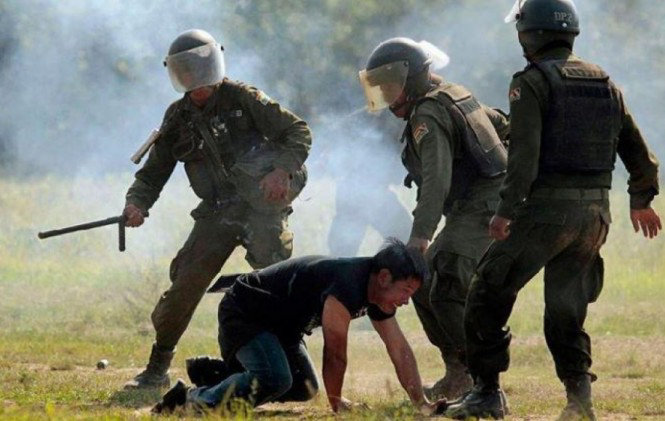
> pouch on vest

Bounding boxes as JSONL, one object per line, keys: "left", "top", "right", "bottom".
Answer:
{"left": 534, "top": 58, "right": 623, "bottom": 173}
{"left": 210, "top": 81, "right": 307, "bottom": 213}
{"left": 428, "top": 84, "right": 507, "bottom": 178}
{"left": 171, "top": 121, "right": 222, "bottom": 203}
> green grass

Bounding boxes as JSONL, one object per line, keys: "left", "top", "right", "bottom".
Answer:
{"left": 1, "top": 176, "right": 665, "bottom": 419}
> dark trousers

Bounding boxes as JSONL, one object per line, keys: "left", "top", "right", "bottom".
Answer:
{"left": 413, "top": 251, "right": 477, "bottom": 363}
{"left": 465, "top": 199, "right": 608, "bottom": 381}
{"left": 412, "top": 196, "right": 496, "bottom": 366}
{"left": 188, "top": 332, "right": 319, "bottom": 407}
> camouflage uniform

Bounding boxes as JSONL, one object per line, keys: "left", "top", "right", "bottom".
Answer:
{"left": 465, "top": 47, "right": 659, "bottom": 384}
{"left": 401, "top": 80, "right": 509, "bottom": 395}
{"left": 126, "top": 79, "right": 311, "bottom": 351}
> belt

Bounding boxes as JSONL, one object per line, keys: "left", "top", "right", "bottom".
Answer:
{"left": 529, "top": 188, "right": 609, "bottom": 201}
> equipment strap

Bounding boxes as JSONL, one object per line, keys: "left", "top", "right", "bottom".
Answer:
{"left": 191, "top": 114, "right": 232, "bottom": 206}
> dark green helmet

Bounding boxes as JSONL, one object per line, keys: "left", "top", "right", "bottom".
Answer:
{"left": 360, "top": 37, "right": 433, "bottom": 108}
{"left": 365, "top": 37, "right": 432, "bottom": 76}
{"left": 507, "top": 0, "right": 580, "bottom": 35}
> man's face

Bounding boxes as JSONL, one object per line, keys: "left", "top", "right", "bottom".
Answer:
{"left": 375, "top": 270, "right": 421, "bottom": 314}
{"left": 189, "top": 85, "right": 215, "bottom": 106}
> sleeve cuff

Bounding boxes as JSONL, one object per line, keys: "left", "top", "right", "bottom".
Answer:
{"left": 630, "top": 191, "right": 656, "bottom": 209}
{"left": 409, "top": 224, "right": 434, "bottom": 242}
{"left": 274, "top": 155, "right": 302, "bottom": 174}
{"left": 125, "top": 197, "right": 150, "bottom": 212}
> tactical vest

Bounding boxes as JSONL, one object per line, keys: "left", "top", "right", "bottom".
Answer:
{"left": 402, "top": 83, "right": 506, "bottom": 214}
{"left": 533, "top": 58, "right": 623, "bottom": 173}
{"left": 423, "top": 83, "right": 508, "bottom": 178}
{"left": 212, "top": 80, "right": 272, "bottom": 166}
{"left": 167, "top": 80, "right": 304, "bottom": 211}
{"left": 401, "top": 131, "right": 478, "bottom": 215}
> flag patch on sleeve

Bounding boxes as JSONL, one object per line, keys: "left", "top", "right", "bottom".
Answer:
{"left": 509, "top": 87, "right": 521, "bottom": 103}
{"left": 412, "top": 122, "right": 430, "bottom": 145}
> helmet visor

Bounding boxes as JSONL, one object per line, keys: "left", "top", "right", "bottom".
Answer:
{"left": 165, "top": 43, "right": 225, "bottom": 93}
{"left": 504, "top": 0, "right": 525, "bottom": 23}
{"left": 358, "top": 61, "right": 409, "bottom": 112}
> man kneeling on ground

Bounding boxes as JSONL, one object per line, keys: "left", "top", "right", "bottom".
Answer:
{"left": 154, "top": 239, "right": 445, "bottom": 414}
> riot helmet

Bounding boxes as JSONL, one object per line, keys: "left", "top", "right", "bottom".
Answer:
{"left": 359, "top": 37, "right": 449, "bottom": 112}
{"left": 505, "top": 0, "right": 580, "bottom": 34}
{"left": 164, "top": 29, "right": 225, "bottom": 93}
{"left": 505, "top": 0, "right": 579, "bottom": 57}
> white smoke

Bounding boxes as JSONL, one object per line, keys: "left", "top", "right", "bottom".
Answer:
{"left": 2, "top": 0, "right": 663, "bottom": 259}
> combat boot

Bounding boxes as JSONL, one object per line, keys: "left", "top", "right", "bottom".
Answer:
{"left": 556, "top": 375, "right": 596, "bottom": 421}
{"left": 151, "top": 379, "right": 189, "bottom": 414}
{"left": 445, "top": 375, "right": 507, "bottom": 420}
{"left": 423, "top": 358, "right": 473, "bottom": 400}
{"left": 124, "top": 343, "right": 174, "bottom": 389}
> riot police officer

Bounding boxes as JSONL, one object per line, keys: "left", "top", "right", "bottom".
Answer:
{"left": 359, "top": 37, "right": 509, "bottom": 400}
{"left": 123, "top": 29, "right": 311, "bottom": 389}
{"left": 446, "top": 1, "right": 661, "bottom": 419}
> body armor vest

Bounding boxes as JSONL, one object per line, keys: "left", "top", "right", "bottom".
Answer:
{"left": 424, "top": 83, "right": 507, "bottom": 178}
{"left": 426, "top": 84, "right": 508, "bottom": 178}
{"left": 533, "top": 58, "right": 623, "bottom": 173}
{"left": 167, "top": 80, "right": 288, "bottom": 207}
{"left": 401, "top": 131, "right": 477, "bottom": 214}
{"left": 171, "top": 81, "right": 270, "bottom": 168}
{"left": 402, "top": 83, "right": 505, "bottom": 215}
{"left": 214, "top": 81, "right": 270, "bottom": 161}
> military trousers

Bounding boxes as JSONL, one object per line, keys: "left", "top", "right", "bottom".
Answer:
{"left": 412, "top": 199, "right": 495, "bottom": 365}
{"left": 465, "top": 197, "right": 609, "bottom": 381}
{"left": 151, "top": 200, "right": 294, "bottom": 350}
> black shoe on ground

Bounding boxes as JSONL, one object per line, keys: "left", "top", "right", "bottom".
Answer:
{"left": 445, "top": 379, "right": 507, "bottom": 420}
{"left": 124, "top": 344, "right": 174, "bottom": 389}
{"left": 557, "top": 375, "right": 595, "bottom": 421}
{"left": 124, "top": 370, "right": 170, "bottom": 390}
{"left": 423, "top": 370, "right": 473, "bottom": 401}
{"left": 151, "top": 379, "right": 189, "bottom": 414}
{"left": 186, "top": 355, "right": 232, "bottom": 387}
{"left": 556, "top": 401, "right": 596, "bottom": 421}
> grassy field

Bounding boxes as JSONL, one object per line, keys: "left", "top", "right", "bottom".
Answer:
{"left": 1, "top": 175, "right": 664, "bottom": 420}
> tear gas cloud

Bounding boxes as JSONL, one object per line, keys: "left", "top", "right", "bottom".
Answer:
{"left": 2, "top": 0, "right": 663, "bottom": 258}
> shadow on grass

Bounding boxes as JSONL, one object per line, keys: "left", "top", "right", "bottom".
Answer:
{"left": 107, "top": 388, "right": 163, "bottom": 409}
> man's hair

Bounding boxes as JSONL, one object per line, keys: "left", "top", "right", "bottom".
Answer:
{"left": 371, "top": 237, "right": 429, "bottom": 282}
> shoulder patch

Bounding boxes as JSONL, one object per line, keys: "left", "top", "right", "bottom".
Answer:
{"left": 412, "top": 122, "right": 430, "bottom": 145}
{"left": 509, "top": 87, "right": 521, "bottom": 103}
{"left": 254, "top": 90, "right": 271, "bottom": 105}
